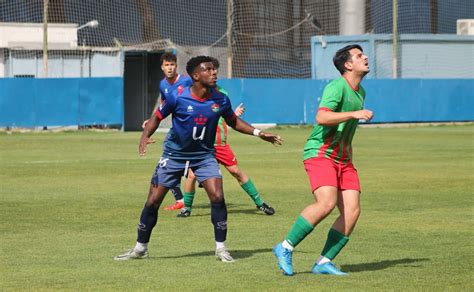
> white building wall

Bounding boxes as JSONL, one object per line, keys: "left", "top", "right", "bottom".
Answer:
{"left": 0, "top": 50, "right": 5, "bottom": 77}
{"left": 0, "top": 23, "right": 78, "bottom": 49}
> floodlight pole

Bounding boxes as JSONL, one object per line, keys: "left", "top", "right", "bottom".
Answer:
{"left": 392, "top": 0, "right": 398, "bottom": 79}
{"left": 43, "top": 0, "right": 49, "bottom": 78}
{"left": 226, "top": 0, "right": 233, "bottom": 78}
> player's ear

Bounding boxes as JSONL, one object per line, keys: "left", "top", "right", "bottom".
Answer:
{"left": 344, "top": 61, "right": 353, "bottom": 72}
{"left": 191, "top": 71, "right": 200, "bottom": 81}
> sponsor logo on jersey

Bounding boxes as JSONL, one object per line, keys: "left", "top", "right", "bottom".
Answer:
{"left": 194, "top": 114, "right": 207, "bottom": 125}
{"left": 187, "top": 105, "right": 193, "bottom": 112}
{"left": 211, "top": 103, "right": 220, "bottom": 112}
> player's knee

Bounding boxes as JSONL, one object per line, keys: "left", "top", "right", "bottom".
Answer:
{"left": 320, "top": 201, "right": 337, "bottom": 215}
{"left": 208, "top": 192, "right": 224, "bottom": 204}
{"left": 351, "top": 206, "right": 361, "bottom": 220}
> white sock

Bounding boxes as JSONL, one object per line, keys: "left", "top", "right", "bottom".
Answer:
{"left": 134, "top": 242, "right": 148, "bottom": 252}
{"left": 316, "top": 255, "right": 331, "bottom": 265}
{"left": 177, "top": 199, "right": 184, "bottom": 203}
{"left": 216, "top": 241, "right": 225, "bottom": 250}
{"left": 282, "top": 240, "right": 294, "bottom": 251}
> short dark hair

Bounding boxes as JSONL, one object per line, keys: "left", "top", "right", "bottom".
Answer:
{"left": 333, "top": 44, "right": 363, "bottom": 74}
{"left": 186, "top": 55, "right": 214, "bottom": 77}
{"left": 209, "top": 57, "right": 220, "bottom": 70}
{"left": 160, "top": 52, "right": 177, "bottom": 65}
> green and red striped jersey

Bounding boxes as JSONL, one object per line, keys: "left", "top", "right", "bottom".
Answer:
{"left": 303, "top": 76, "right": 366, "bottom": 164}
{"left": 215, "top": 85, "right": 230, "bottom": 146}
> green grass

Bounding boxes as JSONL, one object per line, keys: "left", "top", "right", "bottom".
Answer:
{"left": 1, "top": 125, "right": 473, "bottom": 291}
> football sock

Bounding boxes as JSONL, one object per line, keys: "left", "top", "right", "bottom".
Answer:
{"left": 216, "top": 241, "right": 225, "bottom": 250}
{"left": 136, "top": 203, "right": 158, "bottom": 244}
{"left": 282, "top": 240, "right": 294, "bottom": 251}
{"left": 240, "top": 179, "right": 264, "bottom": 206}
{"left": 134, "top": 242, "right": 148, "bottom": 253}
{"left": 320, "top": 228, "right": 349, "bottom": 260}
{"left": 170, "top": 187, "right": 184, "bottom": 201}
{"left": 285, "top": 214, "right": 314, "bottom": 248}
{"left": 211, "top": 200, "right": 227, "bottom": 242}
{"left": 183, "top": 191, "right": 195, "bottom": 210}
{"left": 316, "top": 255, "right": 331, "bottom": 265}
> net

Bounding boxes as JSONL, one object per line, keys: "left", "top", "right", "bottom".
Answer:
{"left": 0, "top": 0, "right": 472, "bottom": 79}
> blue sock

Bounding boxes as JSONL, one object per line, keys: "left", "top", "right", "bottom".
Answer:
{"left": 170, "top": 187, "right": 183, "bottom": 201}
{"left": 137, "top": 203, "right": 158, "bottom": 243}
{"left": 211, "top": 200, "right": 227, "bottom": 242}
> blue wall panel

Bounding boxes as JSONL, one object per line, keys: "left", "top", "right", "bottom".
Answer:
{"left": 364, "top": 79, "right": 474, "bottom": 123}
{"left": 35, "top": 79, "right": 79, "bottom": 125}
{"left": 219, "top": 78, "right": 473, "bottom": 124}
{"left": 79, "top": 78, "right": 123, "bottom": 125}
{"left": 0, "top": 78, "right": 472, "bottom": 127}
{"left": 0, "top": 78, "right": 123, "bottom": 127}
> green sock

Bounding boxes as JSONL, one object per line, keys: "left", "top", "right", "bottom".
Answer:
{"left": 321, "top": 228, "right": 350, "bottom": 260}
{"left": 241, "top": 179, "right": 264, "bottom": 206}
{"left": 183, "top": 192, "right": 195, "bottom": 211}
{"left": 285, "top": 215, "right": 314, "bottom": 248}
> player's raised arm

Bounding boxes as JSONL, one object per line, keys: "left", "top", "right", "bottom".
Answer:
{"left": 139, "top": 114, "right": 161, "bottom": 156}
{"left": 316, "top": 108, "right": 373, "bottom": 126}
{"left": 225, "top": 116, "right": 283, "bottom": 146}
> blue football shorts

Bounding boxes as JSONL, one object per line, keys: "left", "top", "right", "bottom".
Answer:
{"left": 151, "top": 157, "right": 222, "bottom": 188}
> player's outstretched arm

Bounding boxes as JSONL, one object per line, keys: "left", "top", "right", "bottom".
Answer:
{"left": 225, "top": 116, "right": 283, "bottom": 146}
{"left": 139, "top": 114, "right": 161, "bottom": 156}
{"left": 141, "top": 119, "right": 156, "bottom": 144}
{"left": 316, "top": 109, "right": 373, "bottom": 126}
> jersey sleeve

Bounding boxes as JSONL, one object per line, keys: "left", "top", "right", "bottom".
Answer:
{"left": 318, "top": 82, "right": 343, "bottom": 111}
{"left": 155, "top": 89, "right": 177, "bottom": 120}
{"left": 221, "top": 96, "right": 237, "bottom": 121}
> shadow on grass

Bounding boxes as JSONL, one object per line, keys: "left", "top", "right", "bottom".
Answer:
{"left": 340, "top": 258, "right": 430, "bottom": 272}
{"left": 174, "top": 203, "right": 268, "bottom": 217}
{"left": 157, "top": 248, "right": 273, "bottom": 260}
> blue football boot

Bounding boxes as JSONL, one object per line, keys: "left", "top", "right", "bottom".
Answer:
{"left": 312, "top": 262, "right": 347, "bottom": 276}
{"left": 273, "top": 243, "right": 294, "bottom": 276}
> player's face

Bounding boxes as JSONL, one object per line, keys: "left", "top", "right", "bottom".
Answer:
{"left": 347, "top": 48, "right": 369, "bottom": 75}
{"left": 161, "top": 60, "right": 177, "bottom": 79}
{"left": 195, "top": 62, "right": 217, "bottom": 87}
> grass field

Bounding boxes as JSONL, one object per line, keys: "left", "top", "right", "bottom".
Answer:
{"left": 1, "top": 125, "right": 473, "bottom": 291}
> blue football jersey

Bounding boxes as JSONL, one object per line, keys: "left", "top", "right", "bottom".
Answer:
{"left": 159, "top": 74, "right": 192, "bottom": 101}
{"left": 155, "top": 86, "right": 236, "bottom": 160}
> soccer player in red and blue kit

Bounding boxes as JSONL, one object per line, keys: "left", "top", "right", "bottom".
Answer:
{"left": 157, "top": 52, "right": 193, "bottom": 211}
{"left": 273, "top": 44, "right": 373, "bottom": 276}
{"left": 115, "top": 56, "right": 283, "bottom": 262}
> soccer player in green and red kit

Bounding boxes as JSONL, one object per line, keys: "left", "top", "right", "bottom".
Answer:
{"left": 273, "top": 44, "right": 374, "bottom": 276}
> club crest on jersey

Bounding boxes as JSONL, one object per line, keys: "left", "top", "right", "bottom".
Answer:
{"left": 187, "top": 105, "right": 193, "bottom": 112}
{"left": 194, "top": 114, "right": 207, "bottom": 125}
{"left": 211, "top": 103, "right": 220, "bottom": 112}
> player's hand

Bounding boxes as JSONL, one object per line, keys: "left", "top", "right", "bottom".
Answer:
{"left": 139, "top": 137, "right": 150, "bottom": 156}
{"left": 353, "top": 109, "right": 373, "bottom": 121}
{"left": 259, "top": 132, "right": 283, "bottom": 146}
{"left": 142, "top": 119, "right": 149, "bottom": 129}
{"left": 234, "top": 103, "right": 245, "bottom": 117}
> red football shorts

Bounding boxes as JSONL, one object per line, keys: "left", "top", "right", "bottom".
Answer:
{"left": 303, "top": 157, "right": 360, "bottom": 193}
{"left": 214, "top": 144, "right": 238, "bottom": 166}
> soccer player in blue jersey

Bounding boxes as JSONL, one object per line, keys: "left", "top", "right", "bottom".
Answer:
{"left": 147, "top": 52, "right": 193, "bottom": 211}
{"left": 115, "top": 56, "right": 283, "bottom": 262}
